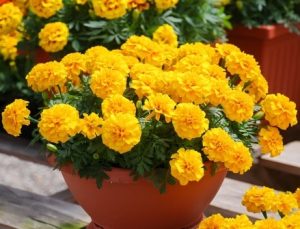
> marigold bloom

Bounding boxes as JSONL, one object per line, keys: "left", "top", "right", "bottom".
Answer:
{"left": 294, "top": 188, "right": 300, "bottom": 207}
{"left": 215, "top": 43, "right": 241, "bottom": 59}
{"left": 29, "top": 0, "right": 63, "bottom": 18}
{"left": 85, "top": 46, "right": 109, "bottom": 73}
{"left": 38, "top": 104, "right": 80, "bottom": 143}
{"left": 208, "top": 78, "right": 230, "bottom": 106}
{"left": 276, "top": 192, "right": 298, "bottom": 215}
{"left": 90, "top": 69, "right": 127, "bottom": 100}
{"left": 245, "top": 72, "right": 268, "bottom": 102}
{"left": 143, "top": 93, "right": 176, "bottom": 123}
{"left": 102, "top": 94, "right": 136, "bottom": 119}
{"left": 127, "top": 0, "right": 149, "bottom": 11}
{"left": 242, "top": 186, "right": 277, "bottom": 213}
{"left": 102, "top": 113, "right": 141, "bottom": 153}
{"left": 153, "top": 24, "right": 178, "bottom": 47}
{"left": 222, "top": 89, "right": 254, "bottom": 123}
{"left": 26, "top": 61, "right": 67, "bottom": 92}
{"left": 224, "top": 141, "right": 253, "bottom": 174}
{"left": 89, "top": 52, "right": 129, "bottom": 77}
{"left": 225, "top": 51, "right": 260, "bottom": 82}
{"left": 130, "top": 63, "right": 161, "bottom": 80}
{"left": 154, "top": 0, "right": 178, "bottom": 10}
{"left": 224, "top": 215, "right": 253, "bottom": 229}
{"left": 92, "top": 0, "right": 128, "bottom": 19}
{"left": 198, "top": 213, "right": 225, "bottom": 229}
{"left": 61, "top": 52, "right": 87, "bottom": 87}
{"left": 38, "top": 22, "right": 69, "bottom": 53}
{"left": 80, "top": 113, "right": 103, "bottom": 139}
{"left": 172, "top": 103, "right": 209, "bottom": 140}
{"left": 170, "top": 148, "right": 204, "bottom": 185}
{"left": 261, "top": 94, "right": 298, "bottom": 130}
{"left": 258, "top": 126, "right": 284, "bottom": 157}
{"left": 254, "top": 218, "right": 285, "bottom": 229}
{"left": 202, "top": 128, "right": 235, "bottom": 163}
{"left": 178, "top": 42, "right": 217, "bottom": 63}
{"left": 0, "top": 32, "right": 21, "bottom": 60}
{"left": 2, "top": 99, "right": 30, "bottom": 137}
{"left": 0, "top": 3, "right": 22, "bottom": 35}
{"left": 282, "top": 211, "right": 300, "bottom": 229}
{"left": 206, "top": 64, "right": 227, "bottom": 80}
{"left": 174, "top": 72, "right": 212, "bottom": 104}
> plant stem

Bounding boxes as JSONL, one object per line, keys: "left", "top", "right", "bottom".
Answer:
{"left": 261, "top": 211, "right": 268, "bottom": 219}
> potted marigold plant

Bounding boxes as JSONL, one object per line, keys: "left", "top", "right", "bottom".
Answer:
{"left": 0, "top": 0, "right": 230, "bottom": 132}
{"left": 1, "top": 30, "right": 298, "bottom": 228}
{"left": 224, "top": 0, "right": 300, "bottom": 114}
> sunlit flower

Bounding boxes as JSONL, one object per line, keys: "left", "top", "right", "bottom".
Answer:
{"left": 254, "top": 218, "right": 285, "bottom": 229}
{"left": 258, "top": 126, "right": 284, "bottom": 157}
{"left": 29, "top": 0, "right": 63, "bottom": 18}
{"left": 153, "top": 24, "right": 178, "bottom": 47}
{"left": 92, "top": 0, "right": 128, "bottom": 19}
{"left": 0, "top": 3, "right": 22, "bottom": 35}
{"left": 2, "top": 99, "right": 30, "bottom": 137}
{"left": 276, "top": 192, "right": 298, "bottom": 215}
{"left": 80, "top": 113, "right": 103, "bottom": 139}
{"left": 198, "top": 214, "right": 225, "bottom": 229}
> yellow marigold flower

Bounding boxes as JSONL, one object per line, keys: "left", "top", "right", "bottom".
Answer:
{"left": 89, "top": 52, "right": 129, "bottom": 77}
{"left": 208, "top": 78, "right": 231, "bottom": 106}
{"left": 224, "top": 141, "right": 253, "bottom": 174}
{"left": 174, "top": 55, "right": 211, "bottom": 75}
{"left": 178, "top": 42, "right": 217, "bottom": 63}
{"left": 90, "top": 69, "right": 127, "bottom": 100}
{"left": 29, "top": 0, "right": 63, "bottom": 18}
{"left": 202, "top": 128, "right": 235, "bottom": 163}
{"left": 85, "top": 46, "right": 109, "bottom": 74}
{"left": 282, "top": 211, "right": 300, "bottom": 229}
{"left": 170, "top": 148, "right": 204, "bottom": 186}
{"left": 175, "top": 72, "right": 212, "bottom": 104}
{"left": 225, "top": 51, "right": 261, "bottom": 82}
{"left": 102, "top": 94, "right": 136, "bottom": 119}
{"left": 2, "top": 99, "right": 30, "bottom": 137}
{"left": 254, "top": 218, "right": 285, "bottom": 229}
{"left": 206, "top": 64, "right": 227, "bottom": 80}
{"left": 131, "top": 79, "right": 154, "bottom": 99}
{"left": 276, "top": 192, "right": 298, "bottom": 215}
{"left": 102, "top": 113, "right": 141, "bottom": 153}
{"left": 261, "top": 93, "right": 298, "bottom": 130}
{"left": 127, "top": 0, "right": 149, "bottom": 11}
{"left": 294, "top": 188, "right": 300, "bottom": 207}
{"left": 258, "top": 126, "right": 284, "bottom": 157}
{"left": 245, "top": 72, "right": 268, "bottom": 102}
{"left": 198, "top": 213, "right": 225, "bottom": 229}
{"left": 242, "top": 186, "right": 277, "bottom": 213}
{"left": 61, "top": 52, "right": 87, "bottom": 87}
{"left": 172, "top": 103, "right": 209, "bottom": 140}
{"left": 224, "top": 215, "right": 253, "bottom": 229}
{"left": 153, "top": 24, "right": 178, "bottom": 47}
{"left": 38, "top": 22, "right": 69, "bottom": 53}
{"left": 0, "top": 32, "right": 21, "bottom": 60}
{"left": 222, "top": 89, "right": 254, "bottom": 123}
{"left": 143, "top": 93, "right": 176, "bottom": 123}
{"left": 130, "top": 63, "right": 161, "bottom": 80}
{"left": 92, "top": 0, "right": 128, "bottom": 20}
{"left": 121, "top": 35, "right": 165, "bottom": 67}
{"left": 38, "top": 104, "right": 80, "bottom": 143}
{"left": 26, "top": 61, "right": 67, "bottom": 92}
{"left": 215, "top": 43, "right": 241, "bottom": 59}
{"left": 0, "top": 3, "right": 22, "bottom": 35}
{"left": 154, "top": 0, "right": 178, "bottom": 10}
{"left": 80, "top": 113, "right": 103, "bottom": 139}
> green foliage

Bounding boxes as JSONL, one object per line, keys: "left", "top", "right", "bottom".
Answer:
{"left": 226, "top": 0, "right": 300, "bottom": 33}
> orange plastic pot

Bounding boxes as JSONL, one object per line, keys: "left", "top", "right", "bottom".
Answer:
{"left": 228, "top": 25, "right": 300, "bottom": 115}
{"left": 50, "top": 156, "right": 227, "bottom": 229}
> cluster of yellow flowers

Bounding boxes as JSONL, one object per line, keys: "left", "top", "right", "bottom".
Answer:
{"left": 0, "top": 2, "right": 23, "bottom": 60}
{"left": 199, "top": 185, "right": 300, "bottom": 229}
{"left": 1, "top": 24, "right": 298, "bottom": 186}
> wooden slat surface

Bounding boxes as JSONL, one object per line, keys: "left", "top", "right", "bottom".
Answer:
{"left": 260, "top": 141, "right": 300, "bottom": 176}
{"left": 0, "top": 184, "right": 90, "bottom": 229}
{"left": 0, "top": 133, "right": 47, "bottom": 165}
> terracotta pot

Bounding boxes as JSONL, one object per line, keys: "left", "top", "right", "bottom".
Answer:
{"left": 228, "top": 25, "right": 300, "bottom": 116}
{"left": 49, "top": 156, "right": 227, "bottom": 229}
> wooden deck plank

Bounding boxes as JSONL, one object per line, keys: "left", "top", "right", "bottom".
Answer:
{"left": 0, "top": 184, "right": 90, "bottom": 229}
{"left": 260, "top": 141, "right": 300, "bottom": 176}
{"left": 0, "top": 134, "right": 47, "bottom": 165}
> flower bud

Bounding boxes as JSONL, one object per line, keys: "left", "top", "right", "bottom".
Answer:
{"left": 253, "top": 111, "right": 265, "bottom": 120}
{"left": 46, "top": 143, "right": 58, "bottom": 152}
